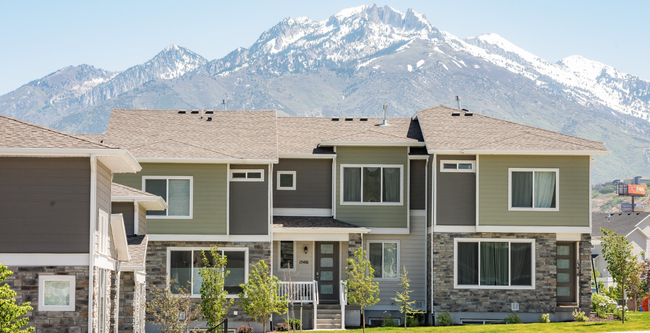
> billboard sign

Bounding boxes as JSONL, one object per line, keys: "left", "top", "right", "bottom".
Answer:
{"left": 621, "top": 203, "right": 646, "bottom": 212}
{"left": 628, "top": 184, "right": 646, "bottom": 196}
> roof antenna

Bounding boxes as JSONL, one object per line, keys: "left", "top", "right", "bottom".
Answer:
{"left": 455, "top": 96, "right": 461, "bottom": 110}
{"left": 222, "top": 99, "right": 228, "bottom": 111}
{"left": 381, "top": 105, "right": 389, "bottom": 126}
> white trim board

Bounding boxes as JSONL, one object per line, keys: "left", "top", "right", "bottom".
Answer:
{"left": 429, "top": 226, "right": 591, "bottom": 234}
{"left": 276, "top": 171, "right": 296, "bottom": 190}
{"left": 272, "top": 208, "right": 333, "bottom": 217}
{"left": 273, "top": 233, "right": 350, "bottom": 241}
{"left": 0, "top": 148, "right": 141, "bottom": 173}
{"left": 147, "top": 234, "right": 271, "bottom": 242}
{"left": 368, "top": 228, "right": 409, "bottom": 235}
{"left": 427, "top": 149, "right": 611, "bottom": 156}
{"left": 0, "top": 254, "right": 89, "bottom": 266}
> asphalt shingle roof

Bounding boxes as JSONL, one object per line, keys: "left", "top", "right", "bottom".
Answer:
{"left": 592, "top": 212, "right": 650, "bottom": 237}
{"left": 124, "top": 235, "right": 147, "bottom": 267}
{"left": 417, "top": 106, "right": 608, "bottom": 152}
{"left": 0, "top": 114, "right": 114, "bottom": 149}
{"left": 98, "top": 109, "right": 278, "bottom": 160}
{"left": 273, "top": 216, "right": 364, "bottom": 229}
{"left": 111, "top": 182, "right": 158, "bottom": 199}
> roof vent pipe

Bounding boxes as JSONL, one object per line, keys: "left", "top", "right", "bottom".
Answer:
{"left": 381, "top": 105, "right": 389, "bottom": 126}
{"left": 222, "top": 99, "right": 228, "bottom": 111}
{"left": 455, "top": 96, "right": 461, "bottom": 110}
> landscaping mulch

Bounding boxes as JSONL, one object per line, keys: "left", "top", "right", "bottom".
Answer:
{"left": 588, "top": 312, "right": 617, "bottom": 322}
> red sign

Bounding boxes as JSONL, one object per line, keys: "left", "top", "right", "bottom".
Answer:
{"left": 628, "top": 184, "right": 646, "bottom": 196}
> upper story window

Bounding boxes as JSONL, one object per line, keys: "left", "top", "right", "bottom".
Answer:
{"left": 143, "top": 176, "right": 193, "bottom": 218}
{"left": 230, "top": 169, "right": 265, "bottom": 182}
{"left": 455, "top": 238, "right": 535, "bottom": 289}
{"left": 509, "top": 168, "right": 559, "bottom": 211}
{"left": 368, "top": 241, "right": 399, "bottom": 280}
{"left": 277, "top": 171, "right": 296, "bottom": 190}
{"left": 341, "top": 164, "right": 403, "bottom": 205}
{"left": 440, "top": 160, "right": 475, "bottom": 173}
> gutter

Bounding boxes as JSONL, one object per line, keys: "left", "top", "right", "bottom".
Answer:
{"left": 136, "top": 157, "right": 279, "bottom": 164}
{"left": 427, "top": 149, "right": 611, "bottom": 156}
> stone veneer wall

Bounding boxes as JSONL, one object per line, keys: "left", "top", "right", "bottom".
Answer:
{"left": 118, "top": 272, "right": 139, "bottom": 333}
{"left": 146, "top": 241, "right": 271, "bottom": 323}
{"left": 347, "top": 233, "right": 362, "bottom": 258}
{"left": 92, "top": 267, "right": 118, "bottom": 333}
{"left": 431, "top": 233, "right": 592, "bottom": 316}
{"left": 6, "top": 266, "right": 90, "bottom": 333}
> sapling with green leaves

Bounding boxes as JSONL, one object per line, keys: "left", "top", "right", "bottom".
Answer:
{"left": 199, "top": 247, "right": 234, "bottom": 330}
{"left": 239, "top": 260, "right": 287, "bottom": 333}
{"left": 146, "top": 282, "right": 200, "bottom": 333}
{"left": 392, "top": 266, "right": 423, "bottom": 328}
{"left": 344, "top": 247, "right": 380, "bottom": 333}
{"left": 0, "top": 264, "right": 34, "bottom": 333}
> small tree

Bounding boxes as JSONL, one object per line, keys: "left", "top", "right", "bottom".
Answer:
{"left": 345, "top": 247, "right": 380, "bottom": 333}
{"left": 600, "top": 228, "right": 642, "bottom": 323}
{"left": 239, "top": 260, "right": 287, "bottom": 333}
{"left": 146, "top": 282, "right": 200, "bottom": 333}
{"left": 392, "top": 266, "right": 422, "bottom": 328}
{"left": 0, "top": 264, "right": 34, "bottom": 333}
{"left": 199, "top": 247, "right": 234, "bottom": 329}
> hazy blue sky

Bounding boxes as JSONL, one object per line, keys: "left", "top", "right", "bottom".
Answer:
{"left": 1, "top": 0, "right": 648, "bottom": 95}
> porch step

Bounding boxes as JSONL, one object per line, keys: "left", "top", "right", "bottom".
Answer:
{"left": 316, "top": 305, "right": 342, "bottom": 329}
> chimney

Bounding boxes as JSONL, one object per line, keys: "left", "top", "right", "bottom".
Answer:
{"left": 381, "top": 105, "right": 389, "bottom": 126}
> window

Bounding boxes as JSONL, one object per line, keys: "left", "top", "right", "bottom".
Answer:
{"left": 440, "top": 160, "right": 475, "bottom": 173}
{"left": 143, "top": 176, "right": 193, "bottom": 218}
{"left": 368, "top": 241, "right": 399, "bottom": 279}
{"left": 277, "top": 171, "right": 296, "bottom": 190}
{"left": 230, "top": 169, "right": 264, "bottom": 182}
{"left": 341, "top": 164, "right": 403, "bottom": 205}
{"left": 98, "top": 209, "right": 109, "bottom": 255}
{"left": 98, "top": 269, "right": 108, "bottom": 333}
{"left": 279, "top": 241, "right": 295, "bottom": 270}
{"left": 168, "top": 248, "right": 248, "bottom": 297}
{"left": 455, "top": 239, "right": 535, "bottom": 289}
{"left": 509, "top": 168, "right": 559, "bottom": 211}
{"left": 38, "top": 275, "right": 76, "bottom": 311}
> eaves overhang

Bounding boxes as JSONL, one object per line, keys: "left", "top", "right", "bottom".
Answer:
{"left": 318, "top": 141, "right": 425, "bottom": 147}
{"left": 427, "top": 149, "right": 611, "bottom": 156}
{"left": 136, "top": 157, "right": 279, "bottom": 164}
{"left": 0, "top": 147, "right": 141, "bottom": 173}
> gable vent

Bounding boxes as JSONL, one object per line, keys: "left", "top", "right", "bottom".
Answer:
{"left": 345, "top": 117, "right": 353, "bottom": 121}
{"left": 205, "top": 110, "right": 214, "bottom": 114}
{"left": 360, "top": 117, "right": 368, "bottom": 121}
{"left": 451, "top": 111, "right": 460, "bottom": 116}
{"left": 190, "top": 110, "right": 199, "bottom": 114}
{"left": 331, "top": 117, "right": 340, "bottom": 121}
{"left": 178, "top": 110, "right": 187, "bottom": 114}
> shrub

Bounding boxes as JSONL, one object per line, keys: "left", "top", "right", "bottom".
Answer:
{"left": 592, "top": 293, "right": 617, "bottom": 314}
{"left": 436, "top": 312, "right": 452, "bottom": 326}
{"left": 406, "top": 316, "right": 419, "bottom": 327}
{"left": 285, "top": 318, "right": 301, "bottom": 330}
{"left": 538, "top": 313, "right": 550, "bottom": 323}
{"left": 596, "top": 308, "right": 608, "bottom": 319}
{"left": 572, "top": 309, "right": 587, "bottom": 322}
{"left": 613, "top": 305, "right": 629, "bottom": 320}
{"left": 237, "top": 324, "right": 253, "bottom": 333}
{"left": 275, "top": 323, "right": 289, "bottom": 331}
{"left": 382, "top": 313, "right": 398, "bottom": 327}
{"left": 504, "top": 312, "right": 521, "bottom": 324}
{"left": 599, "top": 185, "right": 616, "bottom": 194}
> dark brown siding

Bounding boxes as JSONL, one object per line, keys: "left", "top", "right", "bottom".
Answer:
{"left": 273, "top": 159, "right": 332, "bottom": 209}
{"left": 427, "top": 155, "right": 433, "bottom": 227}
{"left": 112, "top": 202, "right": 134, "bottom": 235}
{"left": 229, "top": 164, "right": 269, "bottom": 235}
{"left": 0, "top": 157, "right": 90, "bottom": 253}
{"left": 436, "top": 155, "right": 476, "bottom": 226}
{"left": 409, "top": 160, "right": 426, "bottom": 210}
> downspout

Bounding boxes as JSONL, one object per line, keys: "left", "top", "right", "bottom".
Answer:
{"left": 89, "top": 154, "right": 97, "bottom": 332}
{"left": 114, "top": 262, "right": 122, "bottom": 333}
{"left": 423, "top": 157, "right": 428, "bottom": 323}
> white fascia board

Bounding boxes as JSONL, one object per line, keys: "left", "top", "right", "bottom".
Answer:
{"left": 279, "top": 154, "right": 336, "bottom": 159}
{"left": 0, "top": 148, "right": 141, "bottom": 173}
{"left": 476, "top": 226, "right": 592, "bottom": 233}
{"left": 367, "top": 228, "right": 410, "bottom": 235}
{"left": 634, "top": 214, "right": 650, "bottom": 228}
{"left": 147, "top": 234, "right": 271, "bottom": 242}
{"left": 110, "top": 214, "right": 131, "bottom": 262}
{"left": 273, "top": 208, "right": 332, "bottom": 217}
{"left": 136, "top": 157, "right": 279, "bottom": 164}
{"left": 273, "top": 233, "right": 350, "bottom": 241}
{"left": 319, "top": 141, "right": 426, "bottom": 147}
{"left": 626, "top": 227, "right": 650, "bottom": 239}
{"left": 273, "top": 227, "right": 369, "bottom": 234}
{"left": 432, "top": 226, "right": 477, "bottom": 233}
{"left": 408, "top": 155, "right": 429, "bottom": 160}
{"left": 111, "top": 196, "right": 168, "bottom": 210}
{"left": 0, "top": 254, "right": 89, "bottom": 266}
{"left": 427, "top": 149, "right": 611, "bottom": 156}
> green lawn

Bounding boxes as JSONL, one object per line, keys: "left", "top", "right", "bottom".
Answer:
{"left": 322, "top": 312, "right": 650, "bottom": 333}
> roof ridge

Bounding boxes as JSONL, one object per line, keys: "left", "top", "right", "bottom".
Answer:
{"left": 0, "top": 114, "right": 116, "bottom": 149}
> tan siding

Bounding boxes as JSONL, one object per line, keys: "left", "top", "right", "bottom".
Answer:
{"left": 479, "top": 155, "right": 590, "bottom": 227}
{"left": 97, "top": 161, "right": 117, "bottom": 259}
{"left": 273, "top": 241, "right": 314, "bottom": 282}
{"left": 364, "top": 215, "right": 426, "bottom": 307}
{"left": 138, "top": 202, "right": 147, "bottom": 235}
{"left": 336, "top": 147, "right": 408, "bottom": 228}
{"left": 113, "top": 163, "right": 227, "bottom": 234}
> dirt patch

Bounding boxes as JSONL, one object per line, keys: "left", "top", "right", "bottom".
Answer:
{"left": 588, "top": 312, "right": 617, "bottom": 322}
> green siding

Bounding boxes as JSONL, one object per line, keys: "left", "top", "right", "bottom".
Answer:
{"left": 335, "top": 147, "right": 408, "bottom": 228}
{"left": 113, "top": 163, "right": 227, "bottom": 234}
{"left": 479, "top": 155, "right": 590, "bottom": 227}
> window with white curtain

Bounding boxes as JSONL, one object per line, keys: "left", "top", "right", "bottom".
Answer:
{"left": 168, "top": 248, "right": 248, "bottom": 297}
{"left": 143, "top": 176, "right": 193, "bottom": 218}
{"left": 368, "top": 241, "right": 399, "bottom": 279}
{"left": 341, "top": 164, "right": 403, "bottom": 205}
{"left": 455, "top": 238, "right": 535, "bottom": 289}
{"left": 509, "top": 168, "right": 558, "bottom": 211}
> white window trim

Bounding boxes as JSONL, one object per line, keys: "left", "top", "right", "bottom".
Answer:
{"left": 142, "top": 176, "right": 194, "bottom": 219}
{"left": 453, "top": 238, "right": 536, "bottom": 290}
{"left": 366, "top": 240, "right": 400, "bottom": 281}
{"left": 277, "top": 241, "right": 297, "bottom": 271}
{"left": 98, "top": 209, "right": 109, "bottom": 255}
{"left": 277, "top": 171, "right": 296, "bottom": 190}
{"left": 38, "top": 275, "right": 76, "bottom": 311}
{"left": 340, "top": 164, "right": 404, "bottom": 206}
{"left": 440, "top": 160, "right": 476, "bottom": 173}
{"left": 229, "top": 169, "right": 265, "bottom": 182}
{"left": 166, "top": 247, "right": 249, "bottom": 298}
{"left": 508, "top": 168, "right": 560, "bottom": 212}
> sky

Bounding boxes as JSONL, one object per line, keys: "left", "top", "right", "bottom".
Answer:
{"left": 1, "top": 0, "right": 649, "bottom": 95}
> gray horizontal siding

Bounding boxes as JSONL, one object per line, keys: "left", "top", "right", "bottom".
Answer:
{"left": 410, "top": 160, "right": 426, "bottom": 210}
{"left": 273, "top": 159, "right": 332, "bottom": 209}
{"left": 112, "top": 202, "right": 134, "bottom": 235}
{"left": 0, "top": 157, "right": 90, "bottom": 253}
{"left": 229, "top": 164, "right": 269, "bottom": 235}
{"left": 436, "top": 155, "right": 476, "bottom": 226}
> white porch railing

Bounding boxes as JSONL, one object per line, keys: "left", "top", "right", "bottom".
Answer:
{"left": 278, "top": 281, "right": 319, "bottom": 304}
{"left": 340, "top": 280, "right": 347, "bottom": 330}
